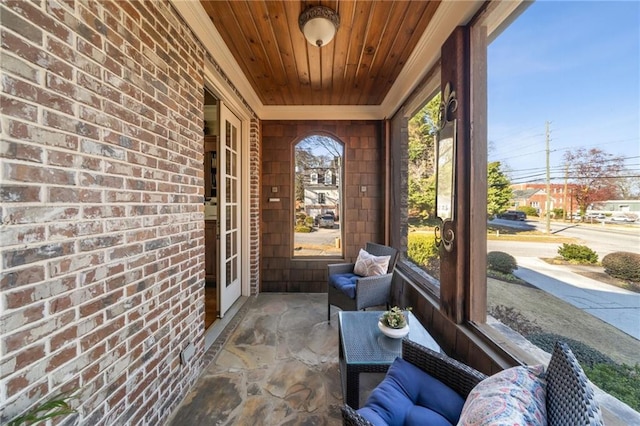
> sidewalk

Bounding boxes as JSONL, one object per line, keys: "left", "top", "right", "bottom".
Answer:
{"left": 514, "top": 257, "right": 640, "bottom": 340}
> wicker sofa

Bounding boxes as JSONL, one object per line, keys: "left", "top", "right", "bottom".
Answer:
{"left": 342, "top": 339, "right": 603, "bottom": 426}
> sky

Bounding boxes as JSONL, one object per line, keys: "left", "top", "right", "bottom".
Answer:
{"left": 487, "top": 0, "right": 640, "bottom": 185}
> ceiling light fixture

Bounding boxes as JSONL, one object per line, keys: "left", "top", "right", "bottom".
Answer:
{"left": 299, "top": 5, "right": 340, "bottom": 47}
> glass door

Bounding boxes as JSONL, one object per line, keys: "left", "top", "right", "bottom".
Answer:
{"left": 218, "top": 103, "right": 241, "bottom": 316}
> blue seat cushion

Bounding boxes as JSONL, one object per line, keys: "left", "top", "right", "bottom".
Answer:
{"left": 357, "top": 357, "right": 465, "bottom": 426}
{"left": 328, "top": 273, "right": 360, "bottom": 299}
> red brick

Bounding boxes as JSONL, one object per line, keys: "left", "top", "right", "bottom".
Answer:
{"left": 47, "top": 150, "right": 75, "bottom": 167}
{"left": 0, "top": 185, "right": 41, "bottom": 203}
{"left": 103, "top": 130, "right": 141, "bottom": 151}
{"left": 82, "top": 205, "right": 126, "bottom": 219}
{"left": 46, "top": 36, "right": 75, "bottom": 63}
{"left": 49, "top": 293, "right": 74, "bottom": 314}
{"left": 0, "top": 54, "right": 40, "bottom": 85}
{"left": 46, "top": 345, "right": 77, "bottom": 372}
{"left": 43, "top": 110, "right": 100, "bottom": 140}
{"left": 3, "top": 310, "right": 75, "bottom": 353}
{"left": 0, "top": 304, "right": 45, "bottom": 331}
{"left": 0, "top": 95, "right": 38, "bottom": 121}
{"left": 3, "top": 205, "right": 79, "bottom": 225}
{"left": 11, "top": 343, "right": 46, "bottom": 374}
{"left": 1, "top": 5, "right": 42, "bottom": 43}
{"left": 80, "top": 316, "right": 126, "bottom": 352}
{"left": 80, "top": 105, "right": 123, "bottom": 132}
{"left": 50, "top": 325, "right": 78, "bottom": 352}
{"left": 36, "top": 87, "right": 74, "bottom": 115}
{"left": 104, "top": 100, "right": 140, "bottom": 126}
{"left": 49, "top": 221, "right": 103, "bottom": 239}
{"left": 0, "top": 265, "right": 45, "bottom": 290}
{"left": 48, "top": 187, "right": 102, "bottom": 203}
{"left": 3, "top": 241, "right": 75, "bottom": 269}
{"left": 105, "top": 190, "right": 140, "bottom": 203}
{"left": 7, "top": 120, "right": 79, "bottom": 150}
{"left": 49, "top": 253, "right": 103, "bottom": 277}
{"left": 81, "top": 139, "right": 126, "bottom": 161}
{"left": 2, "top": 74, "right": 37, "bottom": 101}
{"left": 8, "top": 0, "right": 72, "bottom": 44}
{"left": 4, "top": 162, "right": 75, "bottom": 185}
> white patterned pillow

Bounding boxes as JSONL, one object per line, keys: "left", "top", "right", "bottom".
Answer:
{"left": 457, "top": 365, "right": 547, "bottom": 426}
{"left": 353, "top": 249, "right": 391, "bottom": 277}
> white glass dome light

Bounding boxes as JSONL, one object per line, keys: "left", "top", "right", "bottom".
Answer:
{"left": 299, "top": 6, "right": 340, "bottom": 47}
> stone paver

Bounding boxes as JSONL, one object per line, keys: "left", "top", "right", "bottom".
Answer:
{"left": 169, "top": 294, "right": 343, "bottom": 426}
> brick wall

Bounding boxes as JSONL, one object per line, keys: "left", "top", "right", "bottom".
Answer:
{"left": 260, "top": 120, "right": 385, "bottom": 292}
{"left": 0, "top": 1, "right": 206, "bottom": 424}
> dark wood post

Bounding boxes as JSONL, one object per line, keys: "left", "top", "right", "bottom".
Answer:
{"left": 439, "top": 27, "right": 471, "bottom": 324}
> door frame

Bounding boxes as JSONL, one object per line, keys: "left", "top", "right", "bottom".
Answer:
{"left": 204, "top": 63, "right": 252, "bottom": 313}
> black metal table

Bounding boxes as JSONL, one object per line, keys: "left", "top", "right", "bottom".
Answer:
{"left": 338, "top": 310, "right": 441, "bottom": 409}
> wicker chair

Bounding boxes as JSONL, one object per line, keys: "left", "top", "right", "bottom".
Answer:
{"left": 327, "top": 242, "right": 399, "bottom": 321}
{"left": 342, "top": 339, "right": 604, "bottom": 426}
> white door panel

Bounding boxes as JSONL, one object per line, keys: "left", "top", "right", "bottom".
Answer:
{"left": 219, "top": 103, "right": 241, "bottom": 316}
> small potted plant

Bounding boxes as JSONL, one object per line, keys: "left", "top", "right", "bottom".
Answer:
{"left": 378, "top": 306, "right": 411, "bottom": 338}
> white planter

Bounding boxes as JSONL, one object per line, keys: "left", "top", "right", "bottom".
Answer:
{"left": 378, "top": 321, "right": 409, "bottom": 339}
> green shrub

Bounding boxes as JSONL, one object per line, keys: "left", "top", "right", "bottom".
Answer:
{"left": 527, "top": 333, "right": 640, "bottom": 410}
{"left": 294, "top": 225, "right": 312, "bottom": 233}
{"left": 602, "top": 252, "right": 640, "bottom": 282}
{"left": 305, "top": 216, "right": 315, "bottom": 226}
{"left": 407, "top": 233, "right": 438, "bottom": 266}
{"left": 527, "top": 333, "right": 613, "bottom": 367}
{"left": 487, "top": 251, "right": 517, "bottom": 274}
{"left": 584, "top": 363, "right": 640, "bottom": 411}
{"left": 557, "top": 243, "right": 598, "bottom": 264}
{"left": 552, "top": 208, "right": 564, "bottom": 219}
{"left": 517, "top": 206, "right": 538, "bottom": 217}
{"left": 295, "top": 212, "right": 307, "bottom": 226}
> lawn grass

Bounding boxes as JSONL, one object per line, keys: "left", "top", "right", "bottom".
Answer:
{"left": 488, "top": 277, "right": 639, "bottom": 366}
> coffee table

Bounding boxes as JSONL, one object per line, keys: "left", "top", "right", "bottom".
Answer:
{"left": 338, "top": 310, "right": 441, "bottom": 409}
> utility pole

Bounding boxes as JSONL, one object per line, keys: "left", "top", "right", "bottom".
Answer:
{"left": 563, "top": 162, "right": 569, "bottom": 222}
{"left": 545, "top": 121, "right": 551, "bottom": 234}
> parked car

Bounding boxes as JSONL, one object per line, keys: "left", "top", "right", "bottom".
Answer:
{"left": 610, "top": 215, "right": 636, "bottom": 223}
{"left": 498, "top": 210, "right": 526, "bottom": 221}
{"left": 318, "top": 215, "right": 335, "bottom": 228}
{"left": 585, "top": 212, "right": 606, "bottom": 220}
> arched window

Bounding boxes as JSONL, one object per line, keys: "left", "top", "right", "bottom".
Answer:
{"left": 293, "top": 135, "right": 344, "bottom": 257}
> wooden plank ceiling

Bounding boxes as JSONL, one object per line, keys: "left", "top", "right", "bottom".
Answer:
{"left": 200, "top": 0, "right": 441, "bottom": 106}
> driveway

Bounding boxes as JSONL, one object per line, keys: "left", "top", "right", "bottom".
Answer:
{"left": 514, "top": 257, "right": 640, "bottom": 340}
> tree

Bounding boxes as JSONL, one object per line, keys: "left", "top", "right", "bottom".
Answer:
{"left": 487, "top": 161, "right": 512, "bottom": 217}
{"left": 615, "top": 175, "right": 640, "bottom": 200}
{"left": 408, "top": 95, "right": 440, "bottom": 219}
{"left": 563, "top": 148, "right": 625, "bottom": 214}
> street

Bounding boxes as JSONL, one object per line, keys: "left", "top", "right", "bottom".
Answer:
{"left": 489, "top": 218, "right": 640, "bottom": 258}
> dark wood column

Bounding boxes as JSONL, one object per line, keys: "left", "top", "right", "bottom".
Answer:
{"left": 439, "top": 27, "right": 471, "bottom": 324}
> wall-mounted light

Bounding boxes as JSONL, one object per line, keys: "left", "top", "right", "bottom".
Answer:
{"left": 299, "top": 6, "right": 340, "bottom": 47}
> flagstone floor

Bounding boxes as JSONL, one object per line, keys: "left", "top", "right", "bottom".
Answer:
{"left": 168, "top": 293, "right": 346, "bottom": 426}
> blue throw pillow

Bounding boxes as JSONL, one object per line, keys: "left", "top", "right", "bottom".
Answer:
{"left": 357, "top": 357, "right": 465, "bottom": 426}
